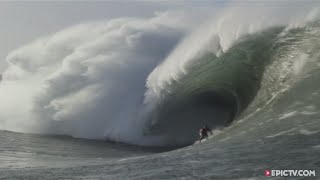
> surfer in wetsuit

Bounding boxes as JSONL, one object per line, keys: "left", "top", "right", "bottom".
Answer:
{"left": 199, "top": 125, "right": 212, "bottom": 142}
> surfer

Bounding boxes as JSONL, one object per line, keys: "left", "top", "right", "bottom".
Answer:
{"left": 199, "top": 125, "right": 212, "bottom": 142}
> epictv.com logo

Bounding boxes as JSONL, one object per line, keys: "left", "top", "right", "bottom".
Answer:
{"left": 265, "top": 169, "right": 316, "bottom": 177}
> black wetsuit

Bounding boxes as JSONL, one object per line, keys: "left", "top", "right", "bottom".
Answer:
{"left": 199, "top": 127, "right": 211, "bottom": 141}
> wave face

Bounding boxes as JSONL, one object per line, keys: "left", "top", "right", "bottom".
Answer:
{"left": 0, "top": 6, "right": 319, "bottom": 147}
{"left": 144, "top": 22, "right": 320, "bottom": 145}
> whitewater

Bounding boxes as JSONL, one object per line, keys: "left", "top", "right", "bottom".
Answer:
{"left": 0, "top": 3, "right": 320, "bottom": 180}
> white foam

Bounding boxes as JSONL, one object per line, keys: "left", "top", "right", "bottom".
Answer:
{"left": 299, "top": 129, "right": 319, "bottom": 135}
{"left": 0, "top": 5, "right": 318, "bottom": 146}
{"left": 266, "top": 128, "right": 296, "bottom": 138}
{"left": 279, "top": 111, "right": 298, "bottom": 120}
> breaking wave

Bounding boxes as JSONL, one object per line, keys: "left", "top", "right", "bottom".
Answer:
{"left": 0, "top": 5, "right": 319, "bottom": 147}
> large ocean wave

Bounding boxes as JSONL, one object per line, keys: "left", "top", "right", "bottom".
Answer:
{"left": 0, "top": 5, "right": 319, "bottom": 147}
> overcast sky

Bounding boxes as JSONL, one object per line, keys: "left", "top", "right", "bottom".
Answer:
{"left": 0, "top": 0, "right": 317, "bottom": 72}
{"left": 0, "top": 2, "right": 164, "bottom": 72}
{"left": 0, "top": 1, "right": 231, "bottom": 72}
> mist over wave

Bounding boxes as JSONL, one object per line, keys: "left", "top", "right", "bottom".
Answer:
{"left": 0, "top": 5, "right": 319, "bottom": 146}
{"left": 0, "top": 11, "right": 191, "bottom": 144}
